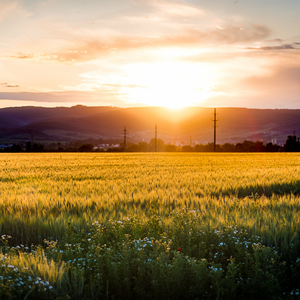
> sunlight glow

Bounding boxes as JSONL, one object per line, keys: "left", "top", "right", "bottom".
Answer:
{"left": 122, "top": 61, "right": 219, "bottom": 109}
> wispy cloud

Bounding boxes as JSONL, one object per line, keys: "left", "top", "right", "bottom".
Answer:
{"left": 6, "top": 24, "right": 270, "bottom": 63}
{"left": 58, "top": 82, "right": 146, "bottom": 92}
{"left": 0, "top": 91, "right": 128, "bottom": 106}
{"left": 0, "top": 82, "right": 20, "bottom": 88}
{"left": 129, "top": 0, "right": 205, "bottom": 17}
{"left": 246, "top": 42, "right": 300, "bottom": 51}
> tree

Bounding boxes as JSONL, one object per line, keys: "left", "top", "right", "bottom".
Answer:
{"left": 254, "top": 141, "right": 265, "bottom": 152}
{"left": 284, "top": 135, "right": 299, "bottom": 152}
{"left": 26, "top": 141, "right": 31, "bottom": 152}
{"left": 165, "top": 144, "right": 177, "bottom": 152}
{"left": 127, "top": 144, "right": 140, "bottom": 152}
{"left": 205, "top": 143, "right": 220, "bottom": 152}
{"left": 194, "top": 144, "right": 206, "bottom": 152}
{"left": 235, "top": 143, "right": 244, "bottom": 152}
{"left": 32, "top": 143, "right": 44, "bottom": 152}
{"left": 266, "top": 142, "right": 281, "bottom": 152}
{"left": 78, "top": 144, "right": 93, "bottom": 152}
{"left": 221, "top": 143, "right": 235, "bottom": 152}
{"left": 182, "top": 145, "right": 193, "bottom": 152}
{"left": 149, "top": 138, "right": 165, "bottom": 152}
{"left": 138, "top": 142, "right": 149, "bottom": 152}
{"left": 10, "top": 144, "right": 22, "bottom": 152}
{"left": 241, "top": 140, "right": 255, "bottom": 152}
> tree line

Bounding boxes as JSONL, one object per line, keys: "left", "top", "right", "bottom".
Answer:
{"left": 3, "top": 135, "right": 300, "bottom": 152}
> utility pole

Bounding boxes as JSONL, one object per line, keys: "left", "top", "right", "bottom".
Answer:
{"left": 123, "top": 126, "right": 127, "bottom": 152}
{"left": 155, "top": 124, "right": 157, "bottom": 152}
{"left": 213, "top": 108, "right": 217, "bottom": 152}
{"left": 190, "top": 136, "right": 192, "bottom": 146}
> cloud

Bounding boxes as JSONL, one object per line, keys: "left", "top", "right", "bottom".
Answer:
{"left": 10, "top": 53, "right": 35, "bottom": 59}
{"left": 0, "top": 82, "right": 19, "bottom": 88}
{"left": 58, "top": 82, "right": 146, "bottom": 92}
{"left": 100, "top": 83, "right": 146, "bottom": 89}
{"left": 130, "top": 0, "right": 205, "bottom": 17}
{"left": 266, "top": 39, "right": 283, "bottom": 43}
{"left": 184, "top": 24, "right": 270, "bottom": 44}
{"left": 260, "top": 44, "right": 296, "bottom": 50}
{"left": 182, "top": 52, "right": 239, "bottom": 63}
{"left": 0, "top": 90, "right": 120, "bottom": 102}
{"left": 0, "top": 92, "right": 73, "bottom": 102}
{"left": 6, "top": 23, "right": 271, "bottom": 63}
{"left": 201, "top": 61, "right": 300, "bottom": 109}
{"left": 0, "top": 87, "right": 141, "bottom": 107}
{"left": 246, "top": 42, "right": 300, "bottom": 51}
{"left": 243, "top": 65, "right": 300, "bottom": 94}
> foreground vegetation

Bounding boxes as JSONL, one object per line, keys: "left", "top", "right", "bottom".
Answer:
{"left": 1, "top": 153, "right": 300, "bottom": 299}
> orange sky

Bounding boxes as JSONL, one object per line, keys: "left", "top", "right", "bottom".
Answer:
{"left": 1, "top": 0, "right": 300, "bottom": 109}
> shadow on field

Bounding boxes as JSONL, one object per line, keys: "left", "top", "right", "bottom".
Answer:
{"left": 219, "top": 181, "right": 300, "bottom": 198}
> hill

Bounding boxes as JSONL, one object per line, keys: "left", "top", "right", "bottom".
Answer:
{"left": 0, "top": 105, "right": 298, "bottom": 145}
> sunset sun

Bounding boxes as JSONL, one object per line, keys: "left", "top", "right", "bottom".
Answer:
{"left": 122, "top": 60, "right": 218, "bottom": 109}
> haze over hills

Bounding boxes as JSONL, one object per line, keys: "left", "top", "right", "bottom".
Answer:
{"left": 0, "top": 105, "right": 298, "bottom": 145}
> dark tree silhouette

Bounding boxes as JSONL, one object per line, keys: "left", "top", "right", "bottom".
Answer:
{"left": 221, "top": 143, "right": 235, "bottom": 152}
{"left": 165, "top": 144, "right": 177, "bottom": 152}
{"left": 10, "top": 144, "right": 22, "bottom": 152}
{"left": 26, "top": 141, "right": 31, "bottom": 152}
{"left": 284, "top": 135, "right": 300, "bottom": 152}
{"left": 78, "top": 144, "right": 93, "bottom": 152}
{"left": 32, "top": 143, "right": 44, "bottom": 152}
{"left": 265, "top": 142, "right": 281, "bottom": 152}
{"left": 235, "top": 143, "right": 244, "bottom": 152}
{"left": 182, "top": 145, "right": 193, "bottom": 152}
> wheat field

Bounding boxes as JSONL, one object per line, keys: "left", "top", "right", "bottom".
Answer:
{"left": 1, "top": 153, "right": 300, "bottom": 299}
{"left": 1, "top": 153, "right": 300, "bottom": 248}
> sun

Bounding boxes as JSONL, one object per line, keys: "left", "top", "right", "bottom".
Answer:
{"left": 122, "top": 60, "right": 218, "bottom": 109}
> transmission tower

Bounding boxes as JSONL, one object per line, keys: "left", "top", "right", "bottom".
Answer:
{"left": 213, "top": 108, "right": 218, "bottom": 152}
{"left": 123, "top": 126, "right": 127, "bottom": 152}
{"left": 155, "top": 124, "right": 157, "bottom": 152}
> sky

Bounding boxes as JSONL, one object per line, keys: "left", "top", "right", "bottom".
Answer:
{"left": 1, "top": 0, "right": 300, "bottom": 109}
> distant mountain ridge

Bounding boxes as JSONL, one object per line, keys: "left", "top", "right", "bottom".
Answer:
{"left": 0, "top": 105, "right": 299, "bottom": 145}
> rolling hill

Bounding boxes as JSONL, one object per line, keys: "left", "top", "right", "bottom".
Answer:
{"left": 0, "top": 105, "right": 299, "bottom": 145}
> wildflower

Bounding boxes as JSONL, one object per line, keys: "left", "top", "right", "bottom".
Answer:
{"left": 177, "top": 247, "right": 182, "bottom": 253}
